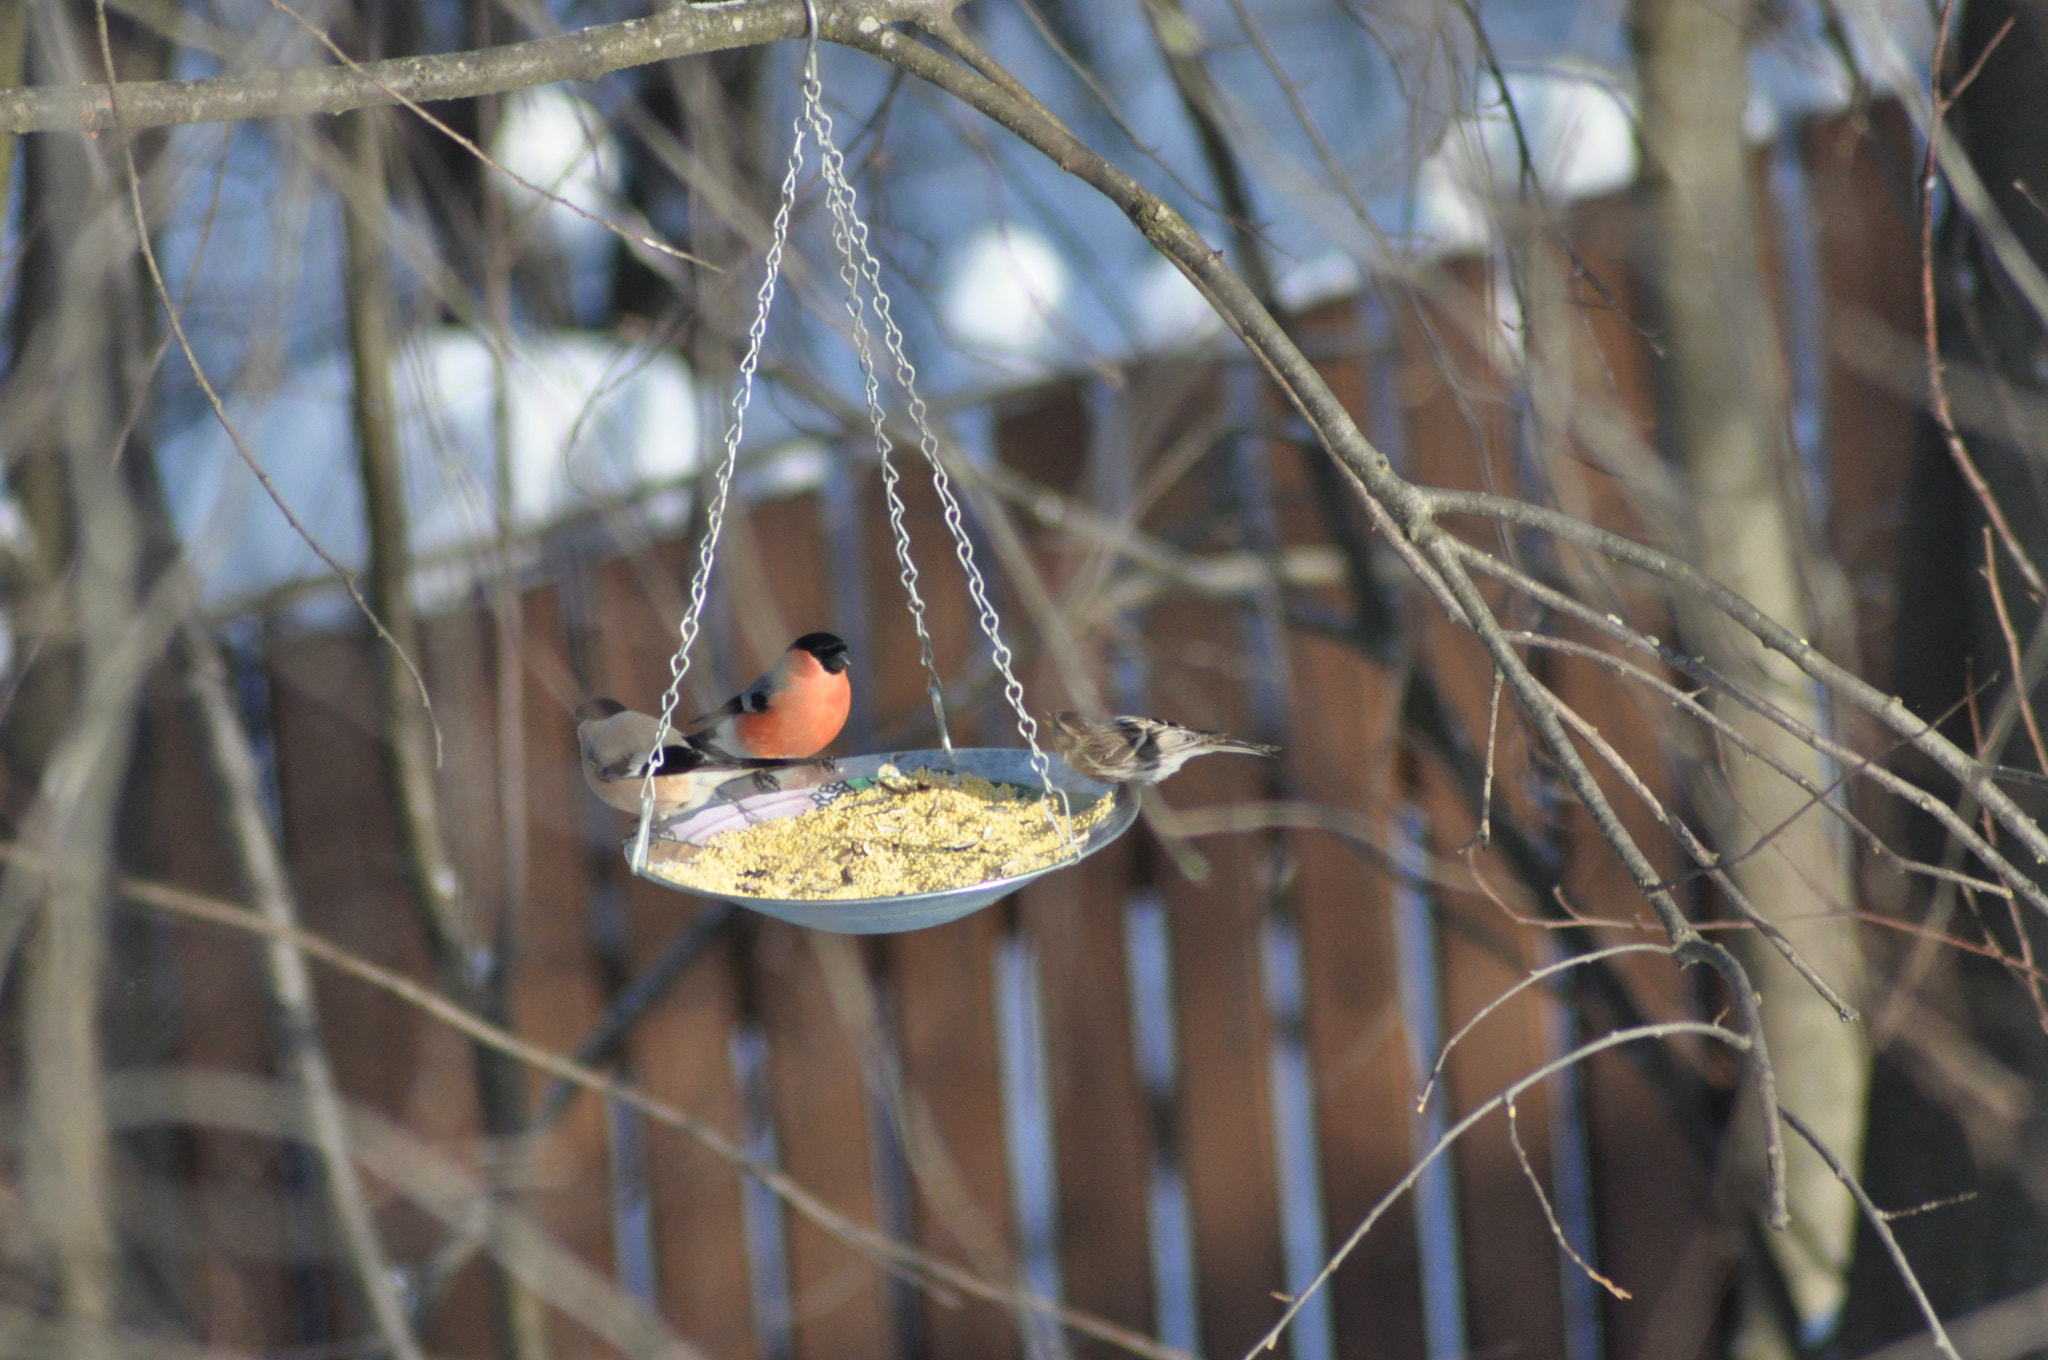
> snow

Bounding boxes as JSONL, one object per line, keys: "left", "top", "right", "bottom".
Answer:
{"left": 128, "top": 0, "right": 1931, "bottom": 613}
{"left": 157, "top": 328, "right": 697, "bottom": 612}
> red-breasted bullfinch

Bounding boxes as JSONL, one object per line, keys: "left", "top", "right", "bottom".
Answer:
{"left": 1048, "top": 711, "right": 1279, "bottom": 784}
{"left": 681, "top": 632, "right": 852, "bottom": 761}
{"left": 575, "top": 698, "right": 827, "bottom": 818}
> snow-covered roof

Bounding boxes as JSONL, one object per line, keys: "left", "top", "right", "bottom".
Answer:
{"left": 140, "top": 0, "right": 1931, "bottom": 613}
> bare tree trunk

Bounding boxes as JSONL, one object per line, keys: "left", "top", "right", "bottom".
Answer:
{"left": 340, "top": 94, "right": 550, "bottom": 1360}
{"left": 0, "top": 10, "right": 181, "bottom": 1346}
{"left": 1633, "top": 0, "right": 1868, "bottom": 1348}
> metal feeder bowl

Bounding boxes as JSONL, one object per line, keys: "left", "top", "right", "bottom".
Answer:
{"left": 630, "top": 748, "right": 1138, "bottom": 934}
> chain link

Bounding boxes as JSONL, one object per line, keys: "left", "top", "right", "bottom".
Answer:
{"left": 798, "top": 57, "right": 952, "bottom": 751}
{"left": 629, "top": 111, "right": 808, "bottom": 874}
{"left": 635, "top": 35, "right": 1074, "bottom": 872}
{"left": 799, "top": 58, "right": 1070, "bottom": 836}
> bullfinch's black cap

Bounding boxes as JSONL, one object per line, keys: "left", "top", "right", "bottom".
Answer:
{"left": 793, "top": 632, "right": 852, "bottom": 673}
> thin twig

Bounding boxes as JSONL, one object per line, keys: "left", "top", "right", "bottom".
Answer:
{"left": 1980, "top": 525, "right": 2048, "bottom": 773}
{"left": 1505, "top": 1097, "right": 1631, "bottom": 1300}
{"left": 1426, "top": 489, "right": 2048, "bottom": 874}
{"left": 261, "top": 0, "right": 711, "bottom": 275}
{"left": 1531, "top": 664, "right": 1858, "bottom": 1020}
{"left": 1780, "top": 1108, "right": 1962, "bottom": 1360}
{"left": 1414, "top": 528, "right": 1792, "bottom": 1228}
{"left": 1251, "top": 1021, "right": 1749, "bottom": 1356}
{"left": 1460, "top": 538, "right": 2048, "bottom": 919}
{"left": 1478, "top": 667, "right": 1502, "bottom": 849}
{"left": 1919, "top": 0, "right": 2044, "bottom": 598}
{"left": 536, "top": 903, "right": 739, "bottom": 1124}
{"left": 1853, "top": 910, "right": 2048, "bottom": 986}
{"left": 1416, "top": 943, "right": 1675, "bottom": 1111}
{"left": 1959, "top": 671, "right": 2048, "bottom": 1029}
{"left": 1513, "top": 627, "right": 2018, "bottom": 904}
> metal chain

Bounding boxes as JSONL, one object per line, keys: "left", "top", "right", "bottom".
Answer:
{"left": 800, "top": 61, "right": 1069, "bottom": 834}
{"left": 629, "top": 110, "right": 809, "bottom": 873}
{"left": 797, "top": 53, "right": 952, "bottom": 752}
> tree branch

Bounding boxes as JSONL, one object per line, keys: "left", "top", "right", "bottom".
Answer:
{"left": 844, "top": 14, "right": 1799, "bottom": 1229}
{"left": 0, "top": 0, "right": 934, "bottom": 133}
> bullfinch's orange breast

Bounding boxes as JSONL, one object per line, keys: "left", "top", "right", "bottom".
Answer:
{"left": 732, "top": 658, "right": 850, "bottom": 758}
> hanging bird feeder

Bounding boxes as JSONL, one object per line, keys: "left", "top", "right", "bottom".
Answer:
{"left": 622, "top": 4, "right": 1136, "bottom": 933}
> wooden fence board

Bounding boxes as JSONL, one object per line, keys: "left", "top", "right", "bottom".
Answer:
{"left": 1811, "top": 106, "right": 1922, "bottom": 687}
{"left": 267, "top": 629, "right": 489, "bottom": 1348}
{"left": 269, "top": 632, "right": 455, "bottom": 1126}
{"left": 622, "top": 900, "right": 756, "bottom": 1360}
{"left": 1808, "top": 107, "right": 1926, "bottom": 929}
{"left": 143, "top": 690, "right": 303, "bottom": 1352}
{"left": 1256, "top": 309, "right": 1433, "bottom": 1360}
{"left": 889, "top": 908, "right": 1025, "bottom": 1360}
{"left": 1020, "top": 837, "right": 1154, "bottom": 1359}
{"left": 1399, "top": 264, "right": 1574, "bottom": 1360}
{"left": 998, "top": 378, "right": 1159, "bottom": 1359}
{"left": 582, "top": 550, "right": 761, "bottom": 1359}
{"left": 1422, "top": 761, "right": 1571, "bottom": 1360}
{"left": 494, "top": 589, "right": 619, "bottom": 1358}
{"left": 1108, "top": 369, "right": 1293, "bottom": 1356}
{"left": 1534, "top": 202, "right": 1731, "bottom": 1358}
{"left": 754, "top": 922, "right": 896, "bottom": 1360}
{"left": 1144, "top": 586, "right": 1289, "bottom": 1360}
{"left": 1283, "top": 631, "right": 1427, "bottom": 1360}
{"left": 1582, "top": 1053, "right": 1728, "bottom": 1360}
{"left": 719, "top": 489, "right": 896, "bottom": 1358}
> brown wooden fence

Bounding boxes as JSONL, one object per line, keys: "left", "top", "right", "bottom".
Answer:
{"left": 123, "top": 107, "right": 1923, "bottom": 1360}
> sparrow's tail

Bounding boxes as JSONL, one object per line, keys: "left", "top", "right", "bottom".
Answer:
{"left": 1208, "top": 736, "right": 1281, "bottom": 759}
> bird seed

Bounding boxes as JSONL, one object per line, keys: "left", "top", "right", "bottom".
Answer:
{"left": 645, "top": 767, "right": 1116, "bottom": 900}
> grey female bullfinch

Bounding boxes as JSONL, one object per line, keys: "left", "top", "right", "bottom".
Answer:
{"left": 575, "top": 698, "right": 823, "bottom": 818}
{"left": 575, "top": 633, "right": 853, "bottom": 818}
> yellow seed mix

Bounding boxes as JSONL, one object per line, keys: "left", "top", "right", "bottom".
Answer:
{"left": 646, "top": 766, "right": 1117, "bottom": 900}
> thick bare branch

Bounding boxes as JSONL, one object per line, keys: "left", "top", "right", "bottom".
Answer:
{"left": 0, "top": 0, "right": 944, "bottom": 133}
